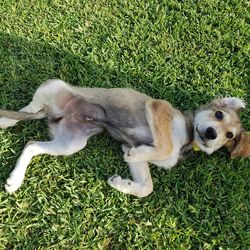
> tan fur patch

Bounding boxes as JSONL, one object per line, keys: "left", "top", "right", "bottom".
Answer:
{"left": 229, "top": 132, "right": 250, "bottom": 158}
{"left": 145, "top": 99, "right": 174, "bottom": 159}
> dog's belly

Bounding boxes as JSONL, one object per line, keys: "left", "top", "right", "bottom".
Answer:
{"left": 52, "top": 93, "right": 152, "bottom": 146}
{"left": 102, "top": 106, "right": 153, "bottom": 146}
{"left": 104, "top": 124, "right": 152, "bottom": 146}
{"left": 123, "top": 126, "right": 152, "bottom": 145}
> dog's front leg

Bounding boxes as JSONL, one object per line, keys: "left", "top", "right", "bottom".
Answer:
{"left": 124, "top": 99, "right": 174, "bottom": 162}
{"left": 108, "top": 161, "right": 153, "bottom": 198}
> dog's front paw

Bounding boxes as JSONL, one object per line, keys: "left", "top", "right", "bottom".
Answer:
{"left": 5, "top": 174, "right": 24, "bottom": 194}
{"left": 123, "top": 147, "right": 144, "bottom": 162}
{"left": 107, "top": 175, "right": 133, "bottom": 194}
{"left": 123, "top": 147, "right": 134, "bottom": 162}
{"left": 122, "top": 145, "right": 138, "bottom": 162}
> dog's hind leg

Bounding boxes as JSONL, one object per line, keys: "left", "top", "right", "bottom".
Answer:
{"left": 4, "top": 121, "right": 100, "bottom": 193}
{"left": 108, "top": 161, "right": 153, "bottom": 198}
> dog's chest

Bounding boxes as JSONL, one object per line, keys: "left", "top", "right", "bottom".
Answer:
{"left": 151, "top": 115, "right": 189, "bottom": 169}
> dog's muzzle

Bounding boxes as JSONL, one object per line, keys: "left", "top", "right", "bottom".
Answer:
{"left": 195, "top": 126, "right": 206, "bottom": 144}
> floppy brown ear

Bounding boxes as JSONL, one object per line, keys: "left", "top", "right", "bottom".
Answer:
{"left": 225, "top": 132, "right": 250, "bottom": 158}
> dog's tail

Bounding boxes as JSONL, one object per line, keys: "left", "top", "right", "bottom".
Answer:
{"left": 0, "top": 109, "right": 47, "bottom": 121}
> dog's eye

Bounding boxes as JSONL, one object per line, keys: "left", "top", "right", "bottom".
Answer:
{"left": 215, "top": 111, "right": 223, "bottom": 120}
{"left": 226, "top": 132, "right": 234, "bottom": 139}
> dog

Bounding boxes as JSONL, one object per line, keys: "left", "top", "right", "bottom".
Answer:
{"left": 0, "top": 79, "right": 249, "bottom": 197}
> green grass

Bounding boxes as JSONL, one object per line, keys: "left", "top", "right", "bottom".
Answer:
{"left": 0, "top": 0, "right": 249, "bottom": 249}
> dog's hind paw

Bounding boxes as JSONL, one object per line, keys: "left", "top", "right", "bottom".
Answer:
{"left": 0, "top": 117, "right": 17, "bottom": 129}
{"left": 5, "top": 174, "right": 24, "bottom": 194}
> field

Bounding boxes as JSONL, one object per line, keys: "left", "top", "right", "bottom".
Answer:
{"left": 0, "top": 0, "right": 249, "bottom": 249}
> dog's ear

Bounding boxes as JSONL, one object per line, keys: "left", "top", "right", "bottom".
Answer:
{"left": 225, "top": 131, "right": 250, "bottom": 158}
{"left": 212, "top": 97, "right": 246, "bottom": 112}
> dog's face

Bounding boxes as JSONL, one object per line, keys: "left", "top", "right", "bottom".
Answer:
{"left": 193, "top": 97, "right": 245, "bottom": 154}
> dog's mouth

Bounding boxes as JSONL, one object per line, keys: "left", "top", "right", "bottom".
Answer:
{"left": 195, "top": 126, "right": 206, "bottom": 146}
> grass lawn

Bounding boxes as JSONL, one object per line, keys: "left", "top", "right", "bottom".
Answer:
{"left": 0, "top": 0, "right": 249, "bottom": 249}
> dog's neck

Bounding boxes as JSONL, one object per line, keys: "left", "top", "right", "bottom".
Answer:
{"left": 180, "top": 110, "right": 195, "bottom": 155}
{"left": 183, "top": 110, "right": 194, "bottom": 142}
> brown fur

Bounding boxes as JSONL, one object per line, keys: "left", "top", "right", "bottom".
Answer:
{"left": 145, "top": 99, "right": 174, "bottom": 159}
{"left": 225, "top": 131, "right": 250, "bottom": 158}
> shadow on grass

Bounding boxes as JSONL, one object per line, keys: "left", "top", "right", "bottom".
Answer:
{"left": 0, "top": 32, "right": 124, "bottom": 182}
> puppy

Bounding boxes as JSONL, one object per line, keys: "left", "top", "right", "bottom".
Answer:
{"left": 0, "top": 79, "right": 249, "bottom": 197}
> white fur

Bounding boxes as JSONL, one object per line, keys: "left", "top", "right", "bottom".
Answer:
{"left": 151, "top": 115, "right": 188, "bottom": 169}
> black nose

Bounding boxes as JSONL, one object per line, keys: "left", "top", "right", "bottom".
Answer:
{"left": 205, "top": 127, "right": 217, "bottom": 140}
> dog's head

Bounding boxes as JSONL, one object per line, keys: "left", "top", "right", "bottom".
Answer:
{"left": 193, "top": 97, "right": 249, "bottom": 157}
